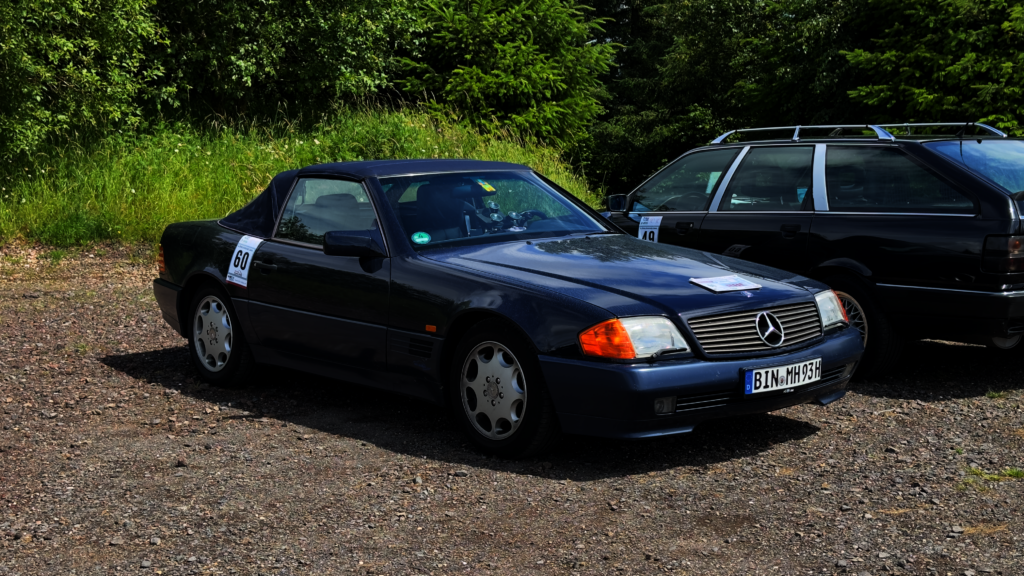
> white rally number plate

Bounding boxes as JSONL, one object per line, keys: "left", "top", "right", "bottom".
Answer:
{"left": 744, "top": 358, "right": 821, "bottom": 395}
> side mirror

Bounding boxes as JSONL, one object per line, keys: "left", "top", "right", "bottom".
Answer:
{"left": 323, "top": 231, "right": 387, "bottom": 258}
{"left": 606, "top": 194, "right": 628, "bottom": 212}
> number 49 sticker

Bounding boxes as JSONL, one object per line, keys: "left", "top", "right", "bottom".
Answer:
{"left": 638, "top": 216, "right": 662, "bottom": 242}
{"left": 226, "top": 235, "right": 264, "bottom": 288}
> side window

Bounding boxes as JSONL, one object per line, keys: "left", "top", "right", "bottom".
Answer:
{"left": 632, "top": 149, "right": 739, "bottom": 212}
{"left": 720, "top": 146, "right": 814, "bottom": 211}
{"left": 826, "top": 147, "right": 974, "bottom": 214}
{"left": 275, "top": 178, "right": 376, "bottom": 244}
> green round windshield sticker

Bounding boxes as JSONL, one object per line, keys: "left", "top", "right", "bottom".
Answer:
{"left": 411, "top": 231, "right": 431, "bottom": 245}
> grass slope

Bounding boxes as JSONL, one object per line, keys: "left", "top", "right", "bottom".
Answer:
{"left": 0, "top": 108, "right": 600, "bottom": 246}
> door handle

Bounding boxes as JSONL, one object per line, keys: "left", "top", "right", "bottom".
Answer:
{"left": 674, "top": 222, "right": 694, "bottom": 235}
{"left": 780, "top": 224, "right": 801, "bottom": 239}
{"left": 253, "top": 261, "right": 277, "bottom": 273}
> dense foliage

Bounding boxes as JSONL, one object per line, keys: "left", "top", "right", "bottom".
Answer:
{"left": 398, "top": 0, "right": 615, "bottom": 148}
{"left": 0, "top": 0, "right": 164, "bottom": 159}
{"left": 6, "top": 0, "right": 1024, "bottom": 221}
{"left": 587, "top": 0, "right": 869, "bottom": 192}
{"left": 152, "top": 0, "right": 417, "bottom": 116}
{"left": 845, "top": 0, "right": 1024, "bottom": 133}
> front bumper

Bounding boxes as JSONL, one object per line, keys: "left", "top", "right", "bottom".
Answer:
{"left": 539, "top": 327, "right": 863, "bottom": 439}
{"left": 153, "top": 278, "right": 183, "bottom": 336}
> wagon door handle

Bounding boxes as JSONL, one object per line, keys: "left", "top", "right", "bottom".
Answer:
{"left": 674, "top": 222, "right": 694, "bottom": 235}
{"left": 254, "top": 260, "right": 277, "bottom": 273}
{"left": 780, "top": 224, "right": 801, "bottom": 239}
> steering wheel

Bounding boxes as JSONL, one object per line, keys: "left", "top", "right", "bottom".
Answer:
{"left": 658, "top": 192, "right": 708, "bottom": 211}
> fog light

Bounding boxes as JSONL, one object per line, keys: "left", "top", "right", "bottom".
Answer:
{"left": 841, "top": 362, "right": 857, "bottom": 378}
{"left": 654, "top": 396, "right": 676, "bottom": 415}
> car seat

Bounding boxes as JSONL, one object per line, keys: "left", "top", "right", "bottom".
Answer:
{"left": 415, "top": 184, "right": 474, "bottom": 240}
{"left": 300, "top": 193, "right": 363, "bottom": 235}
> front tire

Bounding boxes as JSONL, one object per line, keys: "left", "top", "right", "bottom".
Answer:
{"left": 187, "top": 284, "right": 254, "bottom": 388}
{"left": 827, "top": 275, "right": 903, "bottom": 377}
{"left": 449, "top": 320, "right": 559, "bottom": 458}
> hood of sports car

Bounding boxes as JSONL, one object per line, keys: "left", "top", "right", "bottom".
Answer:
{"left": 423, "top": 234, "right": 826, "bottom": 318}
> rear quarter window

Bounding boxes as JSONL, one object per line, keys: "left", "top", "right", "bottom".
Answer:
{"left": 825, "top": 146, "right": 975, "bottom": 214}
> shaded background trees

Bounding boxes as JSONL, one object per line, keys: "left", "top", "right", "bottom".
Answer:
{"left": 4, "top": 0, "right": 1024, "bottom": 197}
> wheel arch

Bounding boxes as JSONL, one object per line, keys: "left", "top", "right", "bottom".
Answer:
{"left": 809, "top": 258, "right": 873, "bottom": 282}
{"left": 176, "top": 272, "right": 228, "bottom": 338}
{"left": 438, "top": 309, "right": 538, "bottom": 397}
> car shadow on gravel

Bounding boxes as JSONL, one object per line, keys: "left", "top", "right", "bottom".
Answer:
{"left": 852, "top": 338, "right": 1024, "bottom": 401}
{"left": 103, "top": 346, "right": 822, "bottom": 481}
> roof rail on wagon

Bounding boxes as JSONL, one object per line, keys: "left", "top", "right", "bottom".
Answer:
{"left": 875, "top": 122, "right": 1007, "bottom": 138}
{"left": 710, "top": 125, "right": 896, "bottom": 144}
{"left": 711, "top": 122, "right": 1009, "bottom": 145}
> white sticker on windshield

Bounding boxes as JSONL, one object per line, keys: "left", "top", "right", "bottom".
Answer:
{"left": 690, "top": 275, "right": 762, "bottom": 293}
{"left": 226, "top": 235, "right": 264, "bottom": 288}
{"left": 638, "top": 215, "right": 662, "bottom": 242}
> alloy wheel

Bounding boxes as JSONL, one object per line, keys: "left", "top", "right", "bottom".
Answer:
{"left": 193, "top": 295, "right": 233, "bottom": 372}
{"left": 460, "top": 341, "right": 526, "bottom": 440}
{"left": 835, "top": 290, "right": 868, "bottom": 347}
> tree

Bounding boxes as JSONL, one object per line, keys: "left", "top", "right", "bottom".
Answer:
{"left": 151, "top": 0, "right": 417, "bottom": 117}
{"left": 588, "top": 0, "right": 868, "bottom": 193}
{"left": 0, "top": 0, "right": 164, "bottom": 160}
{"left": 845, "top": 0, "right": 1024, "bottom": 133}
{"left": 397, "top": 0, "right": 616, "bottom": 149}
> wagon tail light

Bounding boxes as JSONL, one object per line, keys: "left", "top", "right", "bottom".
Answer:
{"left": 579, "top": 317, "right": 689, "bottom": 359}
{"left": 158, "top": 244, "right": 167, "bottom": 273}
{"left": 982, "top": 235, "right": 1024, "bottom": 272}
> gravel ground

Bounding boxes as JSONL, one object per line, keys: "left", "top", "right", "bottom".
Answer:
{"left": 2, "top": 244, "right": 1023, "bottom": 576}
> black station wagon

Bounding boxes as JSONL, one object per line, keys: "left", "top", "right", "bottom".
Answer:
{"left": 605, "top": 123, "right": 1024, "bottom": 375}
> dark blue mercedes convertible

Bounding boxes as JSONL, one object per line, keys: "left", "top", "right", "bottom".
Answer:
{"left": 153, "top": 159, "right": 862, "bottom": 456}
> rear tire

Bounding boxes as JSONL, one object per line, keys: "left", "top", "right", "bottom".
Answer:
{"left": 448, "top": 319, "right": 559, "bottom": 458}
{"left": 186, "top": 284, "right": 254, "bottom": 388}
{"left": 826, "top": 275, "right": 903, "bottom": 378}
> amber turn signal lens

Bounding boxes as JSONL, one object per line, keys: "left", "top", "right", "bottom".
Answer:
{"left": 579, "top": 319, "right": 636, "bottom": 359}
{"left": 157, "top": 245, "right": 166, "bottom": 273}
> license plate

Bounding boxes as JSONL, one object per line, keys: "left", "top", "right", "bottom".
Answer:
{"left": 744, "top": 358, "right": 821, "bottom": 395}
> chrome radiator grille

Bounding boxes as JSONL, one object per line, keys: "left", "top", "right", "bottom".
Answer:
{"left": 687, "top": 302, "right": 822, "bottom": 355}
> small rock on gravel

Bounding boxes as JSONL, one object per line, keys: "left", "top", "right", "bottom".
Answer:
{"left": 109, "top": 536, "right": 124, "bottom": 546}
{"left": 150, "top": 537, "right": 161, "bottom": 545}
{"left": 454, "top": 470, "right": 469, "bottom": 477}
{"left": 140, "top": 560, "right": 152, "bottom": 568}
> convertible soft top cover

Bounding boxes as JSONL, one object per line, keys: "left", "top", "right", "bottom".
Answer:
{"left": 219, "top": 159, "right": 527, "bottom": 238}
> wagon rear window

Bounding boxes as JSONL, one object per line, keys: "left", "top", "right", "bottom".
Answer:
{"left": 927, "top": 139, "right": 1024, "bottom": 194}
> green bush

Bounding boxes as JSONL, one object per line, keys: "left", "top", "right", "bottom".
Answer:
{"left": 587, "top": 0, "right": 865, "bottom": 193}
{"left": 845, "top": 0, "right": 1024, "bottom": 133}
{"left": 0, "top": 107, "right": 600, "bottom": 245}
{"left": 0, "top": 0, "right": 164, "bottom": 160}
{"left": 151, "top": 0, "right": 417, "bottom": 116}
{"left": 398, "top": 0, "right": 615, "bottom": 148}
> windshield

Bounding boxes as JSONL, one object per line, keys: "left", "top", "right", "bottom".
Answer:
{"left": 926, "top": 139, "right": 1024, "bottom": 193}
{"left": 380, "top": 171, "right": 607, "bottom": 249}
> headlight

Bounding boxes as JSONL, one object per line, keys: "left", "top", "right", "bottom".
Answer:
{"left": 579, "top": 317, "right": 689, "bottom": 359}
{"left": 815, "top": 290, "right": 848, "bottom": 328}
